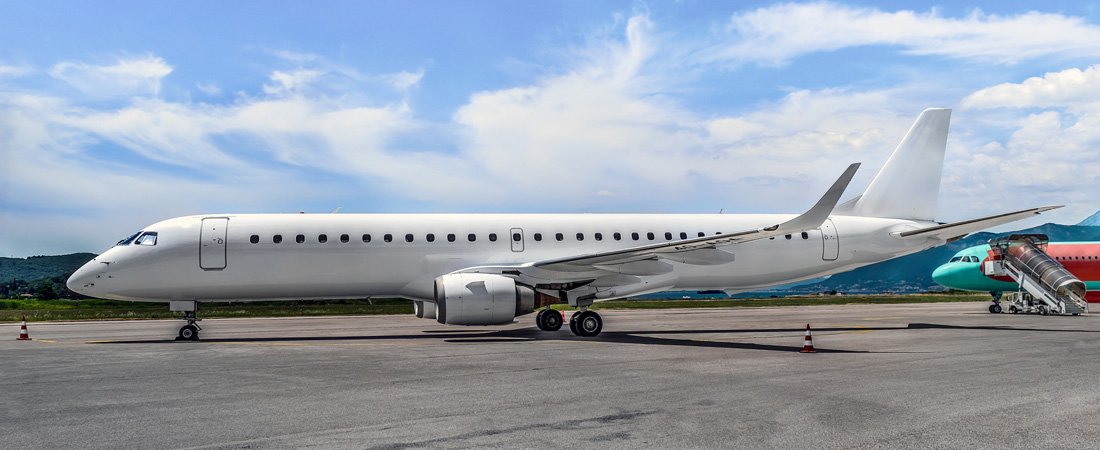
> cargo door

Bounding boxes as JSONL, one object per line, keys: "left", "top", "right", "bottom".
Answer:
{"left": 200, "top": 217, "right": 229, "bottom": 270}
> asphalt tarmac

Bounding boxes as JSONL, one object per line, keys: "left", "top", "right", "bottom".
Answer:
{"left": 4, "top": 302, "right": 1100, "bottom": 449}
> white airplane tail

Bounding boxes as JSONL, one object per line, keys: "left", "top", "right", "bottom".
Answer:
{"left": 835, "top": 108, "right": 951, "bottom": 221}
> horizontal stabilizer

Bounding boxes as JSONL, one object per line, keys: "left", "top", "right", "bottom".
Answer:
{"left": 895, "top": 206, "right": 1062, "bottom": 241}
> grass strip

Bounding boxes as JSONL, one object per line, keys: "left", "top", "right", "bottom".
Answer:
{"left": 1, "top": 293, "right": 990, "bottom": 322}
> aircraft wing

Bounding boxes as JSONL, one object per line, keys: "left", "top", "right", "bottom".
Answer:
{"left": 456, "top": 163, "right": 859, "bottom": 281}
{"left": 894, "top": 205, "right": 1062, "bottom": 242}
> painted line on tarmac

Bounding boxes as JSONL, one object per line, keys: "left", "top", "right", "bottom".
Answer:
{"left": 209, "top": 341, "right": 429, "bottom": 347}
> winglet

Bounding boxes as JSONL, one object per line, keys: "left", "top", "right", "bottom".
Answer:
{"left": 772, "top": 163, "right": 860, "bottom": 232}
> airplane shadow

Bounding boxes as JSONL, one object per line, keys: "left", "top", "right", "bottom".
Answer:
{"left": 89, "top": 321, "right": 1097, "bottom": 353}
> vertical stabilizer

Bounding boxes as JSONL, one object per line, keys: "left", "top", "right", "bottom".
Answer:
{"left": 839, "top": 108, "right": 950, "bottom": 221}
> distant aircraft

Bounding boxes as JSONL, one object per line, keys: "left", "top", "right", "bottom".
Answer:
{"left": 932, "top": 242, "right": 1100, "bottom": 302}
{"left": 68, "top": 108, "right": 1057, "bottom": 340}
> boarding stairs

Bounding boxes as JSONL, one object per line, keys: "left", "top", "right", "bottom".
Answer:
{"left": 983, "top": 234, "right": 1088, "bottom": 315}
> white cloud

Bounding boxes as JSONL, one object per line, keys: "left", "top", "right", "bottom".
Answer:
{"left": 0, "top": 64, "right": 32, "bottom": 79}
{"left": 262, "top": 69, "right": 323, "bottom": 95}
{"left": 49, "top": 54, "right": 173, "bottom": 97}
{"left": 706, "top": 2, "right": 1100, "bottom": 66}
{"left": 962, "top": 65, "right": 1100, "bottom": 110}
{"left": 195, "top": 82, "right": 221, "bottom": 95}
{"left": 386, "top": 70, "right": 423, "bottom": 91}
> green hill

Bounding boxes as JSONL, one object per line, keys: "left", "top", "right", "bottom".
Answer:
{"left": 0, "top": 253, "right": 98, "bottom": 284}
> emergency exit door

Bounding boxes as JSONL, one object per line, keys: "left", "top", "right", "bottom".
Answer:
{"left": 200, "top": 217, "right": 229, "bottom": 270}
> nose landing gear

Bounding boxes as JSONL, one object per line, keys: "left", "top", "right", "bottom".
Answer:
{"left": 176, "top": 311, "right": 202, "bottom": 341}
{"left": 171, "top": 301, "right": 202, "bottom": 341}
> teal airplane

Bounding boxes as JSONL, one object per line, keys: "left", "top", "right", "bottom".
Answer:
{"left": 932, "top": 242, "right": 1100, "bottom": 302}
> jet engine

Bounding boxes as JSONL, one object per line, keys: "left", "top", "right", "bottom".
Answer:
{"left": 434, "top": 273, "right": 537, "bottom": 325}
{"left": 413, "top": 300, "right": 436, "bottom": 319}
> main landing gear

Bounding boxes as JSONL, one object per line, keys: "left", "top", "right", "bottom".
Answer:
{"left": 534, "top": 307, "right": 604, "bottom": 337}
{"left": 176, "top": 310, "right": 202, "bottom": 341}
{"left": 535, "top": 309, "right": 564, "bottom": 331}
{"left": 570, "top": 309, "right": 603, "bottom": 337}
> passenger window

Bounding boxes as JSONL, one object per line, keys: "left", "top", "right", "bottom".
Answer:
{"left": 468, "top": 233, "right": 476, "bottom": 242}
{"left": 680, "top": 232, "right": 687, "bottom": 240}
{"left": 556, "top": 233, "right": 564, "bottom": 241}
{"left": 250, "top": 235, "right": 259, "bottom": 244}
{"left": 273, "top": 234, "right": 283, "bottom": 244}
{"left": 647, "top": 232, "right": 655, "bottom": 240}
{"left": 405, "top": 234, "right": 414, "bottom": 243}
{"left": 448, "top": 234, "right": 456, "bottom": 242}
{"left": 698, "top": 232, "right": 705, "bottom": 237}
{"left": 489, "top": 233, "right": 497, "bottom": 242}
{"left": 427, "top": 234, "right": 436, "bottom": 242}
{"left": 296, "top": 234, "right": 305, "bottom": 244}
{"left": 801, "top": 232, "right": 808, "bottom": 240}
{"left": 319, "top": 234, "right": 328, "bottom": 243}
{"left": 576, "top": 233, "right": 584, "bottom": 241}
{"left": 785, "top": 234, "right": 792, "bottom": 240}
{"left": 664, "top": 232, "right": 672, "bottom": 240}
{"left": 362, "top": 234, "right": 371, "bottom": 243}
{"left": 534, "top": 233, "right": 542, "bottom": 242}
{"left": 631, "top": 232, "right": 639, "bottom": 241}
{"left": 340, "top": 234, "right": 349, "bottom": 243}
{"left": 135, "top": 232, "right": 158, "bottom": 246}
{"left": 384, "top": 234, "right": 393, "bottom": 243}
{"left": 613, "top": 232, "right": 622, "bottom": 241}
{"left": 513, "top": 233, "right": 521, "bottom": 242}
{"left": 595, "top": 233, "right": 603, "bottom": 241}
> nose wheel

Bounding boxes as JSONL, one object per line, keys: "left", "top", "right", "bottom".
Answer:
{"left": 176, "top": 311, "right": 202, "bottom": 341}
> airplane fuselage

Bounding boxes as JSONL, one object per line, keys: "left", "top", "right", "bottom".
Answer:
{"left": 69, "top": 213, "right": 942, "bottom": 303}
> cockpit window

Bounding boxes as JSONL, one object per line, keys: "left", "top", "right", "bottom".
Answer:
{"left": 949, "top": 256, "right": 962, "bottom": 263}
{"left": 115, "top": 231, "right": 142, "bottom": 246}
{"left": 135, "top": 232, "right": 158, "bottom": 246}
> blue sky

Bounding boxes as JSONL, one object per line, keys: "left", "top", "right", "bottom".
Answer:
{"left": 2, "top": 1, "right": 1099, "bottom": 257}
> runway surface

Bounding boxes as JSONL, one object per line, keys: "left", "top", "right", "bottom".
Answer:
{"left": 5, "top": 302, "right": 1100, "bottom": 449}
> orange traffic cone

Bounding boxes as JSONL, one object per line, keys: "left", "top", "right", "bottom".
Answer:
{"left": 17, "top": 315, "right": 32, "bottom": 340}
{"left": 799, "top": 324, "right": 815, "bottom": 353}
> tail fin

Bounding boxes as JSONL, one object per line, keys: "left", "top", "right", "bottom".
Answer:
{"left": 835, "top": 108, "right": 951, "bottom": 221}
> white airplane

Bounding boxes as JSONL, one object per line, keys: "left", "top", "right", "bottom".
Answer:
{"left": 67, "top": 108, "right": 1057, "bottom": 340}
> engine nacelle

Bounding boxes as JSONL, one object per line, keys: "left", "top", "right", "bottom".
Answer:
{"left": 434, "top": 274, "right": 536, "bottom": 325}
{"left": 413, "top": 300, "right": 437, "bottom": 319}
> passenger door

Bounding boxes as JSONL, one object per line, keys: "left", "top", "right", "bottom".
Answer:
{"left": 200, "top": 217, "right": 229, "bottom": 270}
{"left": 821, "top": 219, "right": 839, "bottom": 261}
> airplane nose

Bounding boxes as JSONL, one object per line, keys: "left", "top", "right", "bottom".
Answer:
{"left": 67, "top": 262, "right": 99, "bottom": 296}
{"left": 931, "top": 264, "right": 952, "bottom": 287}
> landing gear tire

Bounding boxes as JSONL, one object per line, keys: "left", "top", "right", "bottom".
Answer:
{"left": 989, "top": 304, "right": 1002, "bottom": 314}
{"left": 570, "top": 310, "right": 603, "bottom": 337}
{"left": 536, "top": 309, "right": 563, "bottom": 331}
{"left": 178, "top": 324, "right": 199, "bottom": 341}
